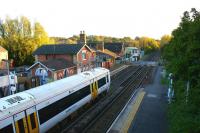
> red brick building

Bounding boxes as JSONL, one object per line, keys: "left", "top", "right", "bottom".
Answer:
{"left": 28, "top": 43, "right": 94, "bottom": 80}
{"left": 27, "top": 58, "right": 76, "bottom": 80}
{"left": 104, "top": 42, "right": 125, "bottom": 57}
{"left": 88, "top": 42, "right": 118, "bottom": 68}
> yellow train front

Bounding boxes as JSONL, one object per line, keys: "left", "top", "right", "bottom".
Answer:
{"left": 0, "top": 67, "right": 110, "bottom": 133}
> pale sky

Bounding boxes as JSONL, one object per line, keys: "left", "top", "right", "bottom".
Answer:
{"left": 0, "top": 0, "right": 200, "bottom": 39}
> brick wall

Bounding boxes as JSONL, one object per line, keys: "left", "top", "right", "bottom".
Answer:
{"left": 77, "top": 46, "right": 93, "bottom": 72}
{"left": 36, "top": 55, "right": 46, "bottom": 62}
{"left": 55, "top": 54, "right": 73, "bottom": 62}
{"left": 36, "top": 54, "right": 73, "bottom": 63}
{"left": 77, "top": 46, "right": 91, "bottom": 65}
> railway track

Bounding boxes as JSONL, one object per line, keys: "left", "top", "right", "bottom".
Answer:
{"left": 47, "top": 66, "right": 138, "bottom": 132}
{"left": 110, "top": 65, "right": 141, "bottom": 93}
{"left": 61, "top": 66, "right": 150, "bottom": 133}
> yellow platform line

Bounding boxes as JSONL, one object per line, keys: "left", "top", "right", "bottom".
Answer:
{"left": 121, "top": 91, "right": 146, "bottom": 133}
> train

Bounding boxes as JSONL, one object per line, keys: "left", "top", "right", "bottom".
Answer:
{"left": 0, "top": 67, "right": 110, "bottom": 133}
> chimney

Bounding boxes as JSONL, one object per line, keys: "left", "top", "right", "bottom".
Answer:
{"left": 79, "top": 31, "right": 86, "bottom": 45}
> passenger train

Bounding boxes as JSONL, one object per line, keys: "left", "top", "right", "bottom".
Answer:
{"left": 0, "top": 67, "right": 110, "bottom": 133}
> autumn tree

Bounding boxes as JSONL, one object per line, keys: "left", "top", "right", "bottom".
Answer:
{"left": 160, "top": 34, "right": 171, "bottom": 47}
{"left": 0, "top": 16, "right": 51, "bottom": 66}
{"left": 33, "top": 22, "right": 50, "bottom": 48}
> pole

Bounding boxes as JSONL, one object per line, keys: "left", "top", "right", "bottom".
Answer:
{"left": 6, "top": 60, "right": 11, "bottom": 95}
{"left": 2, "top": 59, "right": 10, "bottom": 95}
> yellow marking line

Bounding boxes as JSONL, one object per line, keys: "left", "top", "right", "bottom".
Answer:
{"left": 121, "top": 91, "right": 146, "bottom": 133}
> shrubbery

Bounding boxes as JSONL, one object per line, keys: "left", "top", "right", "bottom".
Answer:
{"left": 162, "top": 8, "right": 200, "bottom": 133}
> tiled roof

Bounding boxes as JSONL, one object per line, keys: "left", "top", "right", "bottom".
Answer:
{"left": 0, "top": 46, "right": 7, "bottom": 52}
{"left": 96, "top": 50, "right": 111, "bottom": 57}
{"left": 33, "top": 44, "right": 83, "bottom": 55}
{"left": 87, "top": 42, "right": 103, "bottom": 51}
{"left": 88, "top": 42, "right": 97, "bottom": 50}
{"left": 41, "top": 58, "right": 75, "bottom": 71}
{"left": 104, "top": 43, "right": 124, "bottom": 53}
{"left": 102, "top": 49, "right": 118, "bottom": 58}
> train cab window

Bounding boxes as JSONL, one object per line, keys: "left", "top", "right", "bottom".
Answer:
{"left": 18, "top": 119, "right": 25, "bottom": 133}
{"left": 30, "top": 113, "right": 36, "bottom": 129}
{"left": 0, "top": 124, "right": 13, "bottom": 133}
{"left": 98, "top": 77, "right": 106, "bottom": 88}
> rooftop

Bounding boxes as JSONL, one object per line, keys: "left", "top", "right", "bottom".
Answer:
{"left": 104, "top": 43, "right": 124, "bottom": 53}
{"left": 33, "top": 44, "right": 84, "bottom": 55}
{"left": 28, "top": 58, "right": 76, "bottom": 71}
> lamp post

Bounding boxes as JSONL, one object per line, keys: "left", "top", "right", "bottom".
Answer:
{"left": 2, "top": 59, "right": 10, "bottom": 95}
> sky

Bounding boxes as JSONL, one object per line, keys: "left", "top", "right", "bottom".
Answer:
{"left": 0, "top": 0, "right": 200, "bottom": 39}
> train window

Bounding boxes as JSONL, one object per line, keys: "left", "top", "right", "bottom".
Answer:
{"left": 98, "top": 77, "right": 106, "bottom": 88}
{"left": 18, "top": 119, "right": 25, "bottom": 133}
{"left": 30, "top": 113, "right": 36, "bottom": 129}
{"left": 0, "top": 124, "right": 13, "bottom": 133}
{"left": 38, "top": 85, "right": 91, "bottom": 124}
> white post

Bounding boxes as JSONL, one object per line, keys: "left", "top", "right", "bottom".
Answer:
{"left": 186, "top": 81, "right": 190, "bottom": 104}
{"left": 168, "top": 73, "right": 173, "bottom": 104}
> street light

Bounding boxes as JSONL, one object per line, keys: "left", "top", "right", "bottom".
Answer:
{"left": 1, "top": 59, "right": 10, "bottom": 95}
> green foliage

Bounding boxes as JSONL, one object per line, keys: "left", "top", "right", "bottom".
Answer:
{"left": 160, "top": 34, "right": 172, "bottom": 48}
{"left": 162, "top": 8, "right": 200, "bottom": 133}
{"left": 161, "top": 76, "right": 169, "bottom": 85}
{"left": 0, "top": 16, "right": 51, "bottom": 66}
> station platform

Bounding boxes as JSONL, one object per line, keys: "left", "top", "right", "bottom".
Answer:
{"left": 132, "top": 61, "right": 158, "bottom": 66}
{"left": 108, "top": 66, "right": 168, "bottom": 133}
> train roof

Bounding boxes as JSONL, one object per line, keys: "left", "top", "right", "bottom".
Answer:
{"left": 0, "top": 92, "right": 35, "bottom": 120}
{"left": 0, "top": 67, "right": 109, "bottom": 120}
{"left": 25, "top": 67, "right": 109, "bottom": 103}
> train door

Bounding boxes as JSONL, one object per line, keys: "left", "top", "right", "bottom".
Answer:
{"left": 25, "top": 106, "right": 39, "bottom": 133}
{"left": 13, "top": 111, "right": 28, "bottom": 133}
{"left": 90, "top": 80, "right": 98, "bottom": 100}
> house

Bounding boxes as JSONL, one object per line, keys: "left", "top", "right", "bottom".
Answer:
{"left": 104, "top": 43, "right": 125, "bottom": 57}
{"left": 88, "top": 42, "right": 117, "bottom": 68}
{"left": 0, "top": 46, "right": 8, "bottom": 69}
{"left": 125, "top": 47, "right": 140, "bottom": 62}
{"left": 32, "top": 43, "right": 93, "bottom": 73}
{"left": 27, "top": 58, "right": 76, "bottom": 81}
{"left": 30, "top": 32, "right": 94, "bottom": 79}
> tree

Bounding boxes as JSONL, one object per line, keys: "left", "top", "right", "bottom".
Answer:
{"left": 162, "top": 8, "right": 200, "bottom": 133}
{"left": 0, "top": 16, "right": 51, "bottom": 66}
{"left": 160, "top": 35, "right": 172, "bottom": 47}
{"left": 33, "top": 22, "right": 49, "bottom": 48}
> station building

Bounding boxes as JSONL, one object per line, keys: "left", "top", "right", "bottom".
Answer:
{"left": 125, "top": 47, "right": 140, "bottom": 62}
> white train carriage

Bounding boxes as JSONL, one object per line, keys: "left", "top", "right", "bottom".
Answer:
{"left": 0, "top": 67, "right": 110, "bottom": 133}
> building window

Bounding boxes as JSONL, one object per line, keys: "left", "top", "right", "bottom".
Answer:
{"left": 82, "top": 51, "right": 86, "bottom": 60}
